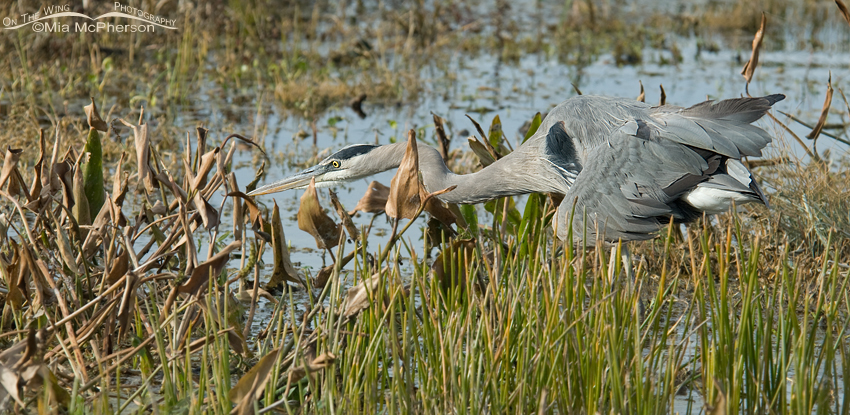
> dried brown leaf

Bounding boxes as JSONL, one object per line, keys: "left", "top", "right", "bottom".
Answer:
{"left": 386, "top": 130, "right": 426, "bottom": 219}
{"left": 177, "top": 240, "right": 242, "bottom": 296}
{"left": 706, "top": 389, "right": 727, "bottom": 415}
{"left": 236, "top": 287, "right": 278, "bottom": 305}
{"left": 466, "top": 114, "right": 489, "bottom": 146}
{"left": 6, "top": 167, "right": 28, "bottom": 200}
{"left": 467, "top": 137, "right": 496, "bottom": 167}
{"left": 837, "top": 0, "right": 850, "bottom": 26}
{"left": 0, "top": 327, "right": 30, "bottom": 363}
{"left": 18, "top": 243, "right": 51, "bottom": 312}
{"left": 116, "top": 272, "right": 140, "bottom": 341}
{"left": 111, "top": 152, "right": 128, "bottom": 206}
{"left": 349, "top": 181, "right": 390, "bottom": 215}
{"left": 572, "top": 83, "right": 583, "bottom": 95}
{"left": 289, "top": 352, "right": 337, "bottom": 384}
{"left": 425, "top": 198, "right": 457, "bottom": 227}
{"left": 61, "top": 145, "right": 78, "bottom": 168}
{"left": 246, "top": 161, "right": 265, "bottom": 194}
{"left": 0, "top": 330, "right": 38, "bottom": 407}
{"left": 13, "top": 326, "right": 37, "bottom": 370}
{"left": 182, "top": 156, "right": 195, "bottom": 192}
{"left": 150, "top": 200, "right": 167, "bottom": 216}
{"left": 0, "top": 147, "right": 23, "bottom": 191}
{"left": 741, "top": 13, "right": 766, "bottom": 87}
{"left": 350, "top": 93, "right": 368, "bottom": 118}
{"left": 192, "top": 190, "right": 220, "bottom": 230}
{"left": 219, "top": 144, "right": 237, "bottom": 188}
{"left": 0, "top": 364, "right": 23, "bottom": 406}
{"left": 49, "top": 211, "right": 79, "bottom": 275}
{"left": 432, "top": 112, "right": 451, "bottom": 160}
{"left": 45, "top": 129, "right": 63, "bottom": 192}
{"left": 73, "top": 298, "right": 118, "bottom": 346}
{"left": 227, "top": 191, "right": 265, "bottom": 232}
{"left": 314, "top": 265, "right": 335, "bottom": 289}
{"left": 191, "top": 147, "right": 219, "bottom": 191}
{"left": 4, "top": 359, "right": 69, "bottom": 408}
{"left": 84, "top": 97, "right": 109, "bottom": 132}
{"left": 106, "top": 249, "right": 129, "bottom": 285}
{"left": 426, "top": 217, "right": 457, "bottom": 245}
{"left": 29, "top": 131, "right": 46, "bottom": 199}
{"left": 1, "top": 243, "right": 25, "bottom": 309}
{"left": 329, "top": 189, "right": 359, "bottom": 240}
{"left": 39, "top": 366, "right": 71, "bottom": 407}
{"left": 342, "top": 272, "right": 381, "bottom": 318}
{"left": 465, "top": 114, "right": 500, "bottom": 161}
{"left": 226, "top": 325, "right": 248, "bottom": 357}
{"left": 227, "top": 172, "right": 243, "bottom": 243}
{"left": 267, "top": 201, "right": 306, "bottom": 290}
{"left": 72, "top": 160, "right": 91, "bottom": 229}
{"left": 297, "top": 178, "right": 342, "bottom": 249}
{"left": 194, "top": 127, "right": 208, "bottom": 164}
{"left": 81, "top": 199, "right": 116, "bottom": 258}
{"left": 807, "top": 74, "right": 834, "bottom": 141}
{"left": 53, "top": 156, "right": 73, "bottom": 198}
{"left": 229, "top": 347, "right": 280, "bottom": 405}
{"left": 157, "top": 171, "right": 188, "bottom": 205}
{"left": 178, "top": 201, "right": 199, "bottom": 280}
{"left": 432, "top": 238, "right": 477, "bottom": 291}
{"left": 313, "top": 251, "right": 357, "bottom": 289}
{"left": 118, "top": 118, "right": 158, "bottom": 192}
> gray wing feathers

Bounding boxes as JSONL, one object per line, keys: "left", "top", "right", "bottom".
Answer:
{"left": 540, "top": 95, "right": 782, "bottom": 163}
{"left": 695, "top": 120, "right": 772, "bottom": 156}
{"left": 650, "top": 115, "right": 715, "bottom": 149}
{"left": 651, "top": 94, "right": 783, "bottom": 157}
{"left": 555, "top": 130, "right": 704, "bottom": 244}
{"left": 679, "top": 94, "right": 784, "bottom": 123}
{"left": 553, "top": 94, "right": 783, "bottom": 244}
{"left": 645, "top": 137, "right": 707, "bottom": 176}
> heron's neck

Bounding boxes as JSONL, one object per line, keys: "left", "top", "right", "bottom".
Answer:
{"left": 372, "top": 141, "right": 564, "bottom": 204}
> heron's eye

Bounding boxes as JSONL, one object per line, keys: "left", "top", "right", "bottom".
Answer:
{"left": 331, "top": 160, "right": 341, "bottom": 168}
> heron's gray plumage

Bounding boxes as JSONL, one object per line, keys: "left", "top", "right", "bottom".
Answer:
{"left": 540, "top": 94, "right": 782, "bottom": 243}
{"left": 249, "top": 94, "right": 784, "bottom": 245}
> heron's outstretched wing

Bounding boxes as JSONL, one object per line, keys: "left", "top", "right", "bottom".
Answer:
{"left": 647, "top": 94, "right": 784, "bottom": 158}
{"left": 552, "top": 94, "right": 782, "bottom": 245}
{"left": 553, "top": 122, "right": 705, "bottom": 244}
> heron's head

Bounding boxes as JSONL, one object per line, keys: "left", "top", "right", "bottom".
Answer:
{"left": 248, "top": 144, "right": 381, "bottom": 196}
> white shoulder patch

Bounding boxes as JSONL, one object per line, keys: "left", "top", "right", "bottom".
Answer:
{"left": 619, "top": 120, "right": 640, "bottom": 136}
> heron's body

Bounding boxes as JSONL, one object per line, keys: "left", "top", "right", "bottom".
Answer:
{"left": 250, "top": 94, "right": 783, "bottom": 245}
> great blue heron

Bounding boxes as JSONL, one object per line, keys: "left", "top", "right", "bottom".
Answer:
{"left": 249, "top": 94, "right": 783, "bottom": 247}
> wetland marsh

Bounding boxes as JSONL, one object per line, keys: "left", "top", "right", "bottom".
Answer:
{"left": 1, "top": 0, "right": 849, "bottom": 413}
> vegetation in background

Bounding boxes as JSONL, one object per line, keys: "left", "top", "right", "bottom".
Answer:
{"left": 1, "top": 0, "right": 850, "bottom": 413}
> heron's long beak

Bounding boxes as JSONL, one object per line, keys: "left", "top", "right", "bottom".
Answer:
{"left": 247, "top": 165, "right": 324, "bottom": 196}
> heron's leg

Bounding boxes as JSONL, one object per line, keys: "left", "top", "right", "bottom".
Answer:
{"left": 621, "top": 244, "right": 634, "bottom": 282}
{"left": 608, "top": 244, "right": 635, "bottom": 283}
{"left": 608, "top": 246, "right": 618, "bottom": 284}
{"left": 621, "top": 244, "right": 645, "bottom": 318}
